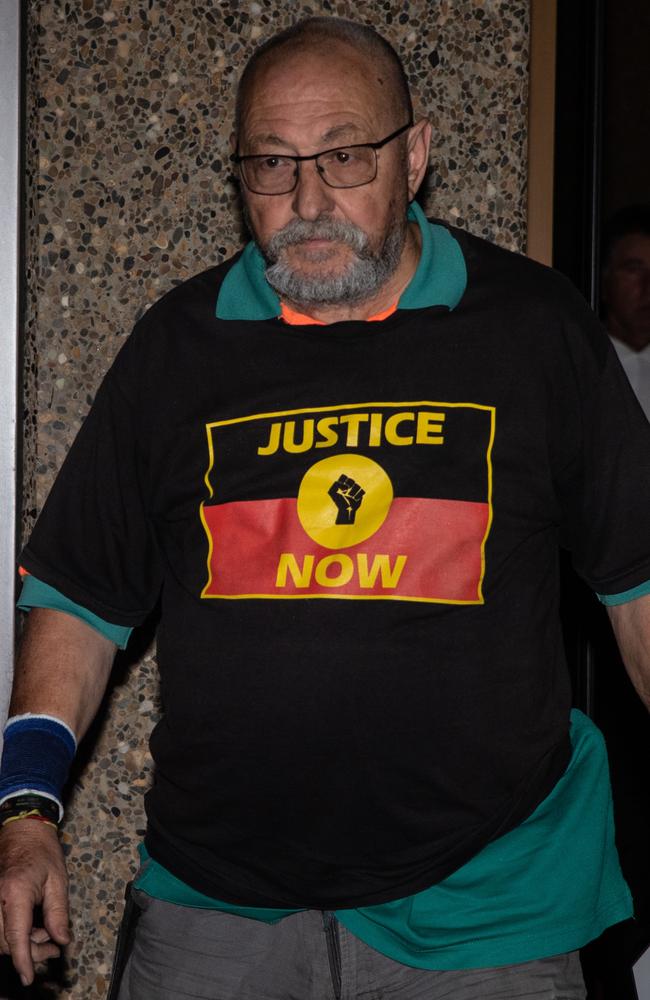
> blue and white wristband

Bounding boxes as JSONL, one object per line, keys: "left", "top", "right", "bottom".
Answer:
{"left": 0, "top": 713, "right": 77, "bottom": 824}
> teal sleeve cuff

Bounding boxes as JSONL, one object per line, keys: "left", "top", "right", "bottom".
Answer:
{"left": 17, "top": 575, "right": 133, "bottom": 649}
{"left": 596, "top": 579, "right": 650, "bottom": 606}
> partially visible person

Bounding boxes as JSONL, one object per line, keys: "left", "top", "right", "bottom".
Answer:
{"left": 601, "top": 204, "right": 650, "bottom": 418}
{"left": 579, "top": 203, "right": 650, "bottom": 996}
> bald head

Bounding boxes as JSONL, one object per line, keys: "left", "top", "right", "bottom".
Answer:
{"left": 235, "top": 17, "right": 413, "bottom": 142}
{"left": 230, "top": 16, "right": 432, "bottom": 321}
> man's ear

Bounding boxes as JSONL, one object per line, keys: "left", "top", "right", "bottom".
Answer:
{"left": 406, "top": 118, "right": 432, "bottom": 202}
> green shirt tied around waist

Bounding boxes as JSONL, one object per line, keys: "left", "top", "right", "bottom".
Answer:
{"left": 135, "top": 711, "right": 631, "bottom": 970}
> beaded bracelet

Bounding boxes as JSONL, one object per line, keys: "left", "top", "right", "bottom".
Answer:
{"left": 1, "top": 808, "right": 57, "bottom": 831}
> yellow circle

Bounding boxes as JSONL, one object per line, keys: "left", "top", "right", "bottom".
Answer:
{"left": 296, "top": 454, "right": 393, "bottom": 549}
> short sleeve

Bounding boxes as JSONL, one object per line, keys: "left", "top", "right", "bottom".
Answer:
{"left": 552, "top": 294, "right": 650, "bottom": 598}
{"left": 20, "top": 334, "right": 163, "bottom": 627}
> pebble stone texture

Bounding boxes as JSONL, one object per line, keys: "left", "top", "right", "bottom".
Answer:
{"left": 21, "top": 1, "right": 529, "bottom": 996}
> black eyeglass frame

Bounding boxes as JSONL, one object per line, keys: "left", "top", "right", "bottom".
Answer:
{"left": 232, "top": 119, "right": 414, "bottom": 195}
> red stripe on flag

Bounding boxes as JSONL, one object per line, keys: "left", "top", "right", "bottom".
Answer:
{"left": 202, "top": 497, "right": 489, "bottom": 602}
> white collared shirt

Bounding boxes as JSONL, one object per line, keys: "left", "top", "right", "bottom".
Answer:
{"left": 610, "top": 335, "right": 650, "bottom": 421}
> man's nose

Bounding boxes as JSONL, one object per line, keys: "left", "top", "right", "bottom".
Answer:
{"left": 291, "top": 161, "right": 335, "bottom": 221}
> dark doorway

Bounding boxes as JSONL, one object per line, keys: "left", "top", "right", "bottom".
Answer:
{"left": 553, "top": 2, "right": 650, "bottom": 997}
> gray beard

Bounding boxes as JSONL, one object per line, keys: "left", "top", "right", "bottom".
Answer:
{"left": 260, "top": 217, "right": 406, "bottom": 307}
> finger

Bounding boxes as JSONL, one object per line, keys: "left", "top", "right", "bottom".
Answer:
{"left": 42, "top": 876, "right": 70, "bottom": 946}
{"left": 30, "top": 927, "right": 52, "bottom": 944}
{"left": 2, "top": 891, "right": 37, "bottom": 986}
{"left": 30, "top": 939, "right": 61, "bottom": 963}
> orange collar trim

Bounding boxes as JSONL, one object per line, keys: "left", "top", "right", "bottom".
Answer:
{"left": 280, "top": 301, "right": 398, "bottom": 326}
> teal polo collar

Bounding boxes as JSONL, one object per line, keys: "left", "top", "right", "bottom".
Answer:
{"left": 399, "top": 202, "right": 467, "bottom": 311}
{"left": 215, "top": 200, "right": 466, "bottom": 320}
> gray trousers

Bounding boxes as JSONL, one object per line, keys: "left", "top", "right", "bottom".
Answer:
{"left": 116, "top": 890, "right": 587, "bottom": 1000}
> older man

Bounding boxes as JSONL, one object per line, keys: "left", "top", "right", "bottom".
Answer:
{"left": 1, "top": 17, "right": 650, "bottom": 1000}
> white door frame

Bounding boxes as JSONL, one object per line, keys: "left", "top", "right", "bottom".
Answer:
{"left": 0, "top": 1, "right": 21, "bottom": 725}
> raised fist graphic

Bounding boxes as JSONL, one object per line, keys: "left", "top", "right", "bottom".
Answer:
{"left": 328, "top": 474, "right": 365, "bottom": 525}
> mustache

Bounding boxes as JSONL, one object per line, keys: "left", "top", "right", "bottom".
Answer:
{"left": 265, "top": 218, "right": 370, "bottom": 260}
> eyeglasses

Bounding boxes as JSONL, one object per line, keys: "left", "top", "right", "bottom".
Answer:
{"left": 233, "top": 120, "right": 413, "bottom": 196}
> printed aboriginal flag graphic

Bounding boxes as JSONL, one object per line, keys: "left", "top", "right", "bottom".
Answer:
{"left": 200, "top": 401, "right": 495, "bottom": 603}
